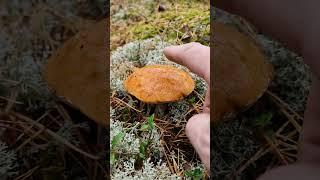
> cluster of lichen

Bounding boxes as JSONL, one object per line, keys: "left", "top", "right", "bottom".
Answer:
{"left": 110, "top": 108, "right": 180, "bottom": 179}
{"left": 211, "top": 118, "right": 259, "bottom": 179}
{"left": 257, "top": 35, "right": 311, "bottom": 112}
{"left": 0, "top": 141, "right": 18, "bottom": 179}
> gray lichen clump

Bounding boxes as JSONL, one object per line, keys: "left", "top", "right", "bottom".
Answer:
{"left": 0, "top": 141, "right": 17, "bottom": 179}
{"left": 110, "top": 108, "right": 178, "bottom": 179}
{"left": 212, "top": 120, "right": 258, "bottom": 178}
{"left": 257, "top": 35, "right": 311, "bottom": 112}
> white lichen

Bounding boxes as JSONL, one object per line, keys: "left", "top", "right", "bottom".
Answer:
{"left": 110, "top": 111, "right": 179, "bottom": 179}
{"left": 168, "top": 99, "right": 190, "bottom": 123}
{"left": 0, "top": 141, "right": 17, "bottom": 179}
{"left": 256, "top": 35, "right": 312, "bottom": 112}
{"left": 112, "top": 158, "right": 180, "bottom": 180}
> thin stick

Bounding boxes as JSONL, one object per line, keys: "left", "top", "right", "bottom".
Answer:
{"left": 16, "top": 127, "right": 46, "bottom": 151}
{"left": 113, "top": 97, "right": 142, "bottom": 113}
{"left": 163, "top": 146, "right": 174, "bottom": 173}
{"left": 0, "top": 124, "right": 24, "bottom": 132}
{"left": 280, "top": 108, "right": 302, "bottom": 132}
{"left": 56, "top": 104, "right": 73, "bottom": 122}
{"left": 267, "top": 90, "right": 303, "bottom": 121}
{"left": 0, "top": 95, "right": 23, "bottom": 104}
{"left": 5, "top": 90, "right": 18, "bottom": 112}
{"left": 16, "top": 110, "right": 51, "bottom": 142}
{"left": 264, "top": 135, "right": 288, "bottom": 165}
{"left": 276, "top": 134, "right": 298, "bottom": 145}
{"left": 236, "top": 146, "right": 271, "bottom": 175}
{"left": 14, "top": 166, "right": 39, "bottom": 180}
{"left": 276, "top": 120, "right": 290, "bottom": 135}
{"left": 14, "top": 112, "right": 99, "bottom": 160}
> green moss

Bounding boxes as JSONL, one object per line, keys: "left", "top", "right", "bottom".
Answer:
{"left": 131, "top": 24, "right": 159, "bottom": 39}
{"left": 111, "top": 0, "right": 210, "bottom": 50}
{"left": 127, "top": 2, "right": 210, "bottom": 45}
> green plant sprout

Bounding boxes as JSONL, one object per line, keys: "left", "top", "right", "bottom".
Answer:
{"left": 184, "top": 168, "right": 205, "bottom": 179}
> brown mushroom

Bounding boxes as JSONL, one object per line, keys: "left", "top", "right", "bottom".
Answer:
{"left": 213, "top": 22, "right": 274, "bottom": 121}
{"left": 124, "top": 64, "right": 195, "bottom": 116}
{"left": 125, "top": 65, "right": 195, "bottom": 103}
{"left": 43, "top": 19, "right": 108, "bottom": 126}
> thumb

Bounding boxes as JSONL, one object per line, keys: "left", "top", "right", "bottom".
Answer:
{"left": 185, "top": 113, "right": 210, "bottom": 170}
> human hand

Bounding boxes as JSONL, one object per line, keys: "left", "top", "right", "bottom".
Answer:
{"left": 164, "top": 42, "right": 210, "bottom": 170}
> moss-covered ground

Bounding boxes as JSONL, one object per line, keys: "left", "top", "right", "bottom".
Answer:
{"left": 111, "top": 0, "right": 210, "bottom": 51}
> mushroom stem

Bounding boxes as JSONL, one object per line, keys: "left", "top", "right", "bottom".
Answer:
{"left": 155, "top": 103, "right": 168, "bottom": 118}
{"left": 146, "top": 103, "right": 152, "bottom": 115}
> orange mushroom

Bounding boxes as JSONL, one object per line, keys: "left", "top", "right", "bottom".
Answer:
{"left": 43, "top": 19, "right": 108, "bottom": 126}
{"left": 124, "top": 64, "right": 195, "bottom": 104}
{"left": 213, "top": 22, "right": 274, "bottom": 121}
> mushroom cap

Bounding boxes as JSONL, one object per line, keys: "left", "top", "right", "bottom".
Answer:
{"left": 43, "top": 19, "right": 108, "bottom": 126}
{"left": 213, "top": 22, "right": 274, "bottom": 121}
{"left": 124, "top": 65, "right": 195, "bottom": 103}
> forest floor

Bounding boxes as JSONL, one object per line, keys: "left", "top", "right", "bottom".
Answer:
{"left": 110, "top": 0, "right": 210, "bottom": 179}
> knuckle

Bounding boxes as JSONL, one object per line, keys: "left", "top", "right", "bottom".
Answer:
{"left": 183, "top": 42, "right": 202, "bottom": 56}
{"left": 187, "top": 42, "right": 202, "bottom": 51}
{"left": 189, "top": 42, "right": 202, "bottom": 47}
{"left": 185, "top": 115, "right": 199, "bottom": 135}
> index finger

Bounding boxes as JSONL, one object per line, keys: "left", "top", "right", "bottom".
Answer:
{"left": 164, "top": 42, "right": 210, "bottom": 83}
